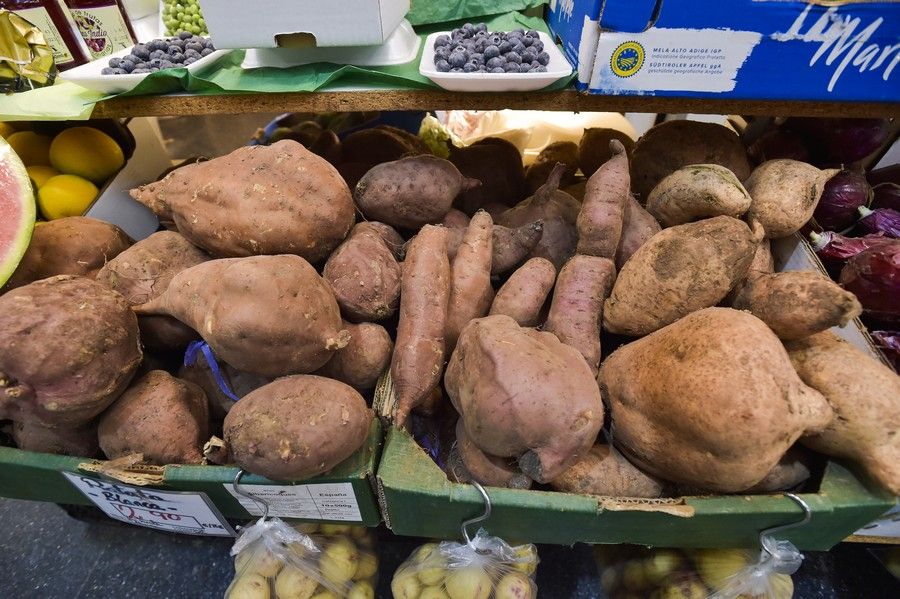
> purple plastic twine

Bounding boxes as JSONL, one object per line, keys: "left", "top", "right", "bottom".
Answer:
{"left": 183, "top": 340, "right": 242, "bottom": 402}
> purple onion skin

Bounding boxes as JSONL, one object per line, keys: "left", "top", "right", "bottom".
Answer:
{"left": 839, "top": 244, "right": 900, "bottom": 326}
{"left": 748, "top": 129, "right": 810, "bottom": 164}
{"left": 872, "top": 183, "right": 900, "bottom": 212}
{"left": 812, "top": 170, "right": 872, "bottom": 231}
{"left": 871, "top": 331, "right": 900, "bottom": 372}
{"left": 786, "top": 117, "right": 891, "bottom": 165}
{"left": 810, "top": 230, "right": 895, "bottom": 277}
{"left": 857, "top": 207, "right": 900, "bottom": 238}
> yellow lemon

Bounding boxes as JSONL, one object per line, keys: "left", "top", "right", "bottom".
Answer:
{"left": 49, "top": 126, "right": 124, "bottom": 183}
{"left": 26, "top": 165, "right": 61, "bottom": 189}
{"left": 37, "top": 174, "right": 99, "bottom": 220}
{"left": 0, "top": 122, "right": 19, "bottom": 139}
{"left": 7, "top": 131, "right": 52, "bottom": 166}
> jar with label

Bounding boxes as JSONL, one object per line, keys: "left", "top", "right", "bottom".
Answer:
{"left": 63, "top": 0, "right": 136, "bottom": 59}
{"left": 0, "top": 0, "right": 90, "bottom": 70}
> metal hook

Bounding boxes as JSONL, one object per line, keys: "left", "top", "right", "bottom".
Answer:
{"left": 461, "top": 480, "right": 492, "bottom": 546}
{"left": 233, "top": 469, "right": 270, "bottom": 520}
{"left": 758, "top": 492, "right": 811, "bottom": 554}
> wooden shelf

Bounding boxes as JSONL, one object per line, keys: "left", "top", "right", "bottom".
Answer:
{"left": 91, "top": 89, "right": 900, "bottom": 118}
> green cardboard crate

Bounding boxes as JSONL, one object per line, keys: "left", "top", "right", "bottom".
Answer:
{"left": 376, "top": 427, "right": 896, "bottom": 549}
{"left": 0, "top": 420, "right": 383, "bottom": 526}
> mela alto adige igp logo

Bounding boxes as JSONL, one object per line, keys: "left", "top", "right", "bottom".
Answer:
{"left": 611, "top": 41, "right": 645, "bottom": 77}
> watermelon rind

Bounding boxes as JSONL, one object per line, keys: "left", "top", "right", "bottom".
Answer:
{"left": 0, "top": 135, "right": 36, "bottom": 287}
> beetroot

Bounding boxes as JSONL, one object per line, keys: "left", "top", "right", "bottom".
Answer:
{"left": 839, "top": 244, "right": 900, "bottom": 325}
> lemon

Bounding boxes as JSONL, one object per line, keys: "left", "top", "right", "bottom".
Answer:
{"left": 26, "top": 165, "right": 61, "bottom": 188}
{"left": 37, "top": 174, "right": 99, "bottom": 220}
{"left": 0, "top": 122, "right": 19, "bottom": 139}
{"left": 7, "top": 131, "right": 52, "bottom": 166}
{"left": 49, "top": 126, "right": 125, "bottom": 183}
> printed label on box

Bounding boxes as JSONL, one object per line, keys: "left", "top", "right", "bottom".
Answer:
{"left": 224, "top": 482, "right": 362, "bottom": 521}
{"left": 63, "top": 472, "right": 234, "bottom": 537}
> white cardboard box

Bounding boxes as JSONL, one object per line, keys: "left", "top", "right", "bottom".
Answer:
{"left": 198, "top": 0, "right": 409, "bottom": 49}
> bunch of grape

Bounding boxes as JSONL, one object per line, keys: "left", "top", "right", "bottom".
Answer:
{"left": 433, "top": 22, "right": 551, "bottom": 74}
{"left": 162, "top": 0, "right": 207, "bottom": 36}
{"left": 101, "top": 33, "right": 215, "bottom": 74}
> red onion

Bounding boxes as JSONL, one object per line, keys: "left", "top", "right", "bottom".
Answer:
{"left": 857, "top": 206, "right": 900, "bottom": 238}
{"left": 785, "top": 118, "right": 891, "bottom": 165}
{"left": 812, "top": 170, "right": 872, "bottom": 231}
{"left": 839, "top": 244, "right": 900, "bottom": 325}
{"left": 872, "top": 183, "right": 900, "bottom": 212}
{"left": 871, "top": 331, "right": 900, "bottom": 372}
{"left": 809, "top": 231, "right": 895, "bottom": 277}
{"left": 748, "top": 129, "right": 810, "bottom": 164}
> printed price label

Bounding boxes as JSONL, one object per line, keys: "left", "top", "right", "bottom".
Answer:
{"left": 63, "top": 473, "right": 234, "bottom": 537}
{"left": 224, "top": 482, "right": 362, "bottom": 521}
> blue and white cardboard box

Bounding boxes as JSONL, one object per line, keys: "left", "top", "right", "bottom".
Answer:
{"left": 547, "top": 0, "right": 899, "bottom": 101}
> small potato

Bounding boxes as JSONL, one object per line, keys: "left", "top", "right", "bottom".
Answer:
{"left": 319, "top": 539, "right": 359, "bottom": 586}
{"left": 420, "top": 587, "right": 451, "bottom": 599}
{"left": 512, "top": 545, "right": 539, "bottom": 576}
{"left": 417, "top": 552, "right": 448, "bottom": 586}
{"left": 445, "top": 567, "right": 492, "bottom": 599}
{"left": 309, "top": 591, "right": 339, "bottom": 599}
{"left": 319, "top": 523, "right": 353, "bottom": 536}
{"left": 236, "top": 547, "right": 283, "bottom": 578}
{"left": 227, "top": 573, "right": 270, "bottom": 599}
{"left": 348, "top": 526, "right": 368, "bottom": 539}
{"left": 412, "top": 543, "right": 439, "bottom": 563}
{"left": 495, "top": 571, "right": 535, "bottom": 599}
{"left": 274, "top": 564, "right": 317, "bottom": 599}
{"left": 347, "top": 581, "right": 374, "bottom": 599}
{"left": 353, "top": 552, "right": 378, "bottom": 580}
{"left": 646, "top": 164, "right": 751, "bottom": 227}
{"left": 391, "top": 573, "right": 422, "bottom": 599}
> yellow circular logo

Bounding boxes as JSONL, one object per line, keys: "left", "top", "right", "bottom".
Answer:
{"left": 611, "top": 41, "right": 645, "bottom": 78}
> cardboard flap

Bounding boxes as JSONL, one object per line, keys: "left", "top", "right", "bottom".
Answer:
{"left": 77, "top": 454, "right": 165, "bottom": 486}
{"left": 599, "top": 0, "right": 662, "bottom": 32}
{"left": 598, "top": 496, "right": 696, "bottom": 517}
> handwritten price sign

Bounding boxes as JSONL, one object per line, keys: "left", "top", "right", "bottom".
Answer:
{"left": 63, "top": 473, "right": 235, "bottom": 537}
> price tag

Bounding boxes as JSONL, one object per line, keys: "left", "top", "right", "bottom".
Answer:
{"left": 63, "top": 472, "right": 235, "bottom": 537}
{"left": 224, "top": 482, "right": 362, "bottom": 521}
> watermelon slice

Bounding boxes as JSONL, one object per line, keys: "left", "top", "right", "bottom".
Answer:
{"left": 0, "top": 136, "right": 36, "bottom": 287}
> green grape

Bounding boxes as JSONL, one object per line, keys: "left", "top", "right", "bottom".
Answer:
{"left": 163, "top": 0, "right": 208, "bottom": 36}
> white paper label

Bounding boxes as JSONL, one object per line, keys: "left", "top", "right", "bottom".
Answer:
{"left": 224, "top": 482, "right": 362, "bottom": 521}
{"left": 854, "top": 505, "right": 900, "bottom": 539}
{"left": 63, "top": 473, "right": 234, "bottom": 537}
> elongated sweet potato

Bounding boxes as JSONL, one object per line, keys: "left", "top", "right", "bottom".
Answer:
{"left": 446, "top": 212, "right": 495, "bottom": 351}
{"left": 440, "top": 221, "right": 544, "bottom": 275}
{"left": 578, "top": 128, "right": 635, "bottom": 178}
{"left": 787, "top": 331, "right": 900, "bottom": 495}
{"left": 323, "top": 222, "right": 402, "bottom": 322}
{"left": 355, "top": 156, "right": 479, "bottom": 229}
{"left": 0, "top": 275, "right": 141, "bottom": 427}
{"left": 135, "top": 255, "right": 349, "bottom": 378}
{"left": 525, "top": 141, "right": 579, "bottom": 193}
{"left": 98, "top": 370, "right": 209, "bottom": 465}
{"left": 13, "top": 420, "right": 99, "bottom": 457}
{"left": 489, "top": 258, "right": 557, "bottom": 327}
{"left": 131, "top": 140, "right": 354, "bottom": 262}
{"left": 392, "top": 225, "right": 451, "bottom": 427}
{"left": 449, "top": 137, "right": 527, "bottom": 213}
{"left": 600, "top": 308, "right": 832, "bottom": 492}
{"left": 545, "top": 255, "right": 616, "bottom": 374}
{"left": 745, "top": 160, "right": 836, "bottom": 239}
{"left": 732, "top": 271, "right": 862, "bottom": 340}
{"left": 604, "top": 216, "right": 762, "bottom": 336}
{"left": 5, "top": 216, "right": 132, "bottom": 290}
{"left": 577, "top": 140, "right": 630, "bottom": 258}
{"left": 223, "top": 375, "right": 374, "bottom": 481}
{"left": 614, "top": 195, "right": 661, "bottom": 269}
{"left": 646, "top": 164, "right": 752, "bottom": 227}
{"left": 446, "top": 315, "right": 604, "bottom": 483}
{"left": 551, "top": 444, "right": 664, "bottom": 498}
{"left": 316, "top": 322, "right": 393, "bottom": 391}
{"left": 452, "top": 419, "right": 532, "bottom": 489}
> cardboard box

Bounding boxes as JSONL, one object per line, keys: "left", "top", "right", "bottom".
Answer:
{"left": 376, "top": 235, "right": 897, "bottom": 548}
{"left": 198, "top": 0, "right": 409, "bottom": 49}
{"left": 547, "top": 0, "right": 900, "bottom": 102}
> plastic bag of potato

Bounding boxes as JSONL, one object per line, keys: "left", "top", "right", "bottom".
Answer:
{"left": 226, "top": 520, "right": 378, "bottom": 599}
{"left": 391, "top": 529, "right": 539, "bottom": 599}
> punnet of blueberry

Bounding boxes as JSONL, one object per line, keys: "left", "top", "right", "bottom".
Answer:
{"left": 104, "top": 36, "right": 216, "bottom": 75}
{"left": 432, "top": 23, "right": 553, "bottom": 74}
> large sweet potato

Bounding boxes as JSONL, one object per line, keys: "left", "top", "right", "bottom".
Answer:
{"left": 13, "top": 420, "right": 99, "bottom": 457}
{"left": 452, "top": 419, "right": 532, "bottom": 489}
{"left": 316, "top": 321, "right": 393, "bottom": 391}
{"left": 445, "top": 315, "right": 604, "bottom": 483}
{"left": 134, "top": 255, "right": 348, "bottom": 378}
{"left": 578, "top": 128, "right": 635, "bottom": 178}
{"left": 614, "top": 195, "right": 660, "bottom": 269}
{"left": 604, "top": 216, "right": 762, "bottom": 336}
{"left": 446, "top": 212, "right": 495, "bottom": 351}
{"left": 342, "top": 125, "right": 430, "bottom": 165}
{"left": 550, "top": 444, "right": 664, "bottom": 498}
{"left": 646, "top": 164, "right": 752, "bottom": 227}
{"left": 599, "top": 308, "right": 832, "bottom": 492}
{"left": 4, "top": 217, "right": 132, "bottom": 290}
{"left": 525, "top": 141, "right": 579, "bottom": 193}
{"left": 130, "top": 140, "right": 354, "bottom": 262}
{"left": 449, "top": 137, "right": 527, "bottom": 213}
{"left": 98, "top": 370, "right": 209, "bottom": 465}
{"left": 745, "top": 160, "right": 836, "bottom": 239}
{"left": 489, "top": 258, "right": 557, "bottom": 327}
{"left": 787, "top": 332, "right": 900, "bottom": 495}
{"left": 223, "top": 375, "right": 373, "bottom": 481}
{"left": 0, "top": 276, "right": 141, "bottom": 427}
{"left": 577, "top": 140, "right": 630, "bottom": 258}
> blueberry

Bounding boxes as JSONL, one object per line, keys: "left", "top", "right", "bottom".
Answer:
{"left": 469, "top": 53, "right": 484, "bottom": 65}
{"left": 519, "top": 63, "right": 532, "bottom": 73}
{"left": 168, "top": 39, "right": 185, "bottom": 50}
{"left": 132, "top": 68, "right": 150, "bottom": 74}
{"left": 434, "top": 34, "right": 451, "bottom": 49}
{"left": 511, "top": 28, "right": 525, "bottom": 36}
{"left": 120, "top": 59, "right": 135, "bottom": 72}
{"left": 170, "top": 53, "right": 184, "bottom": 63}
{"left": 182, "top": 58, "right": 196, "bottom": 66}
{"left": 474, "top": 30, "right": 487, "bottom": 38}
{"left": 463, "top": 62, "right": 478, "bottom": 73}
{"left": 486, "top": 56, "right": 505, "bottom": 69}
{"left": 522, "top": 36, "right": 534, "bottom": 47}
{"left": 200, "top": 47, "right": 213, "bottom": 57}
{"left": 498, "top": 40, "right": 511, "bottom": 54}
{"left": 179, "top": 30, "right": 193, "bottom": 40}
{"left": 490, "top": 34, "right": 502, "bottom": 45}
{"left": 506, "top": 51, "right": 521, "bottom": 64}
{"left": 185, "top": 41, "right": 204, "bottom": 53}
{"left": 184, "top": 49, "right": 201, "bottom": 59}
{"left": 463, "top": 22, "right": 474, "bottom": 31}
{"left": 537, "top": 51, "right": 550, "bottom": 66}
{"left": 521, "top": 50, "right": 537, "bottom": 64}
{"left": 531, "top": 65, "right": 547, "bottom": 72}
{"left": 148, "top": 58, "right": 164, "bottom": 68}
{"left": 475, "top": 23, "right": 488, "bottom": 32}
{"left": 483, "top": 45, "right": 500, "bottom": 60}
{"left": 435, "top": 58, "right": 451, "bottom": 72}
{"left": 451, "top": 28, "right": 461, "bottom": 38}
{"left": 450, "top": 67, "right": 463, "bottom": 72}
{"left": 526, "top": 30, "right": 540, "bottom": 38}
{"left": 531, "top": 40, "right": 544, "bottom": 52}
{"left": 150, "top": 49, "right": 167, "bottom": 60}
{"left": 435, "top": 46, "right": 450, "bottom": 61}
{"left": 511, "top": 42, "right": 526, "bottom": 55}
{"left": 132, "top": 45, "right": 150, "bottom": 60}
{"left": 453, "top": 44, "right": 466, "bottom": 54}
{"left": 108, "top": 57, "right": 121, "bottom": 68}
{"left": 101, "top": 67, "right": 115, "bottom": 75}
{"left": 503, "top": 62, "right": 519, "bottom": 72}
{"left": 490, "top": 67, "right": 505, "bottom": 73}
{"left": 149, "top": 67, "right": 160, "bottom": 72}
{"left": 531, "top": 60, "right": 541, "bottom": 68}
{"left": 448, "top": 52, "right": 467, "bottom": 68}
{"left": 204, "top": 39, "right": 215, "bottom": 50}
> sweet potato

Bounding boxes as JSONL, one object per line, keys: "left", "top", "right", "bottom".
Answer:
{"left": 96, "top": 230, "right": 209, "bottom": 351}
{"left": 578, "top": 128, "right": 635, "bottom": 178}
{"left": 441, "top": 221, "right": 544, "bottom": 275}
{"left": 308, "top": 128, "right": 342, "bottom": 166}
{"left": 732, "top": 271, "right": 862, "bottom": 340}
{"left": 391, "top": 225, "right": 451, "bottom": 427}
{"left": 449, "top": 137, "right": 527, "bottom": 213}
{"left": 223, "top": 375, "right": 373, "bottom": 481}
{"left": 341, "top": 126, "right": 427, "bottom": 165}
{"left": 525, "top": 141, "right": 579, "bottom": 193}
{"left": 614, "top": 195, "right": 661, "bottom": 269}
{"left": 489, "top": 258, "right": 557, "bottom": 327}
{"left": 452, "top": 419, "right": 532, "bottom": 489}
{"left": 563, "top": 180, "right": 586, "bottom": 202}
{"left": 337, "top": 161, "right": 371, "bottom": 190}
{"left": 4, "top": 216, "right": 132, "bottom": 290}
{"left": 354, "top": 156, "right": 479, "bottom": 229}
{"left": 646, "top": 164, "right": 752, "bottom": 227}
{"left": 179, "top": 357, "right": 269, "bottom": 419}
{"left": 787, "top": 331, "right": 900, "bottom": 495}
{"left": 577, "top": 140, "right": 630, "bottom": 258}
{"left": 0, "top": 276, "right": 141, "bottom": 427}
{"left": 744, "top": 160, "right": 837, "bottom": 238}
{"left": 323, "top": 222, "right": 402, "bottom": 322}
{"left": 630, "top": 120, "right": 751, "bottom": 202}
{"left": 98, "top": 370, "right": 209, "bottom": 465}
{"left": 498, "top": 163, "right": 580, "bottom": 269}
{"left": 742, "top": 446, "right": 815, "bottom": 494}
{"left": 13, "top": 420, "right": 99, "bottom": 457}
{"left": 316, "top": 322, "right": 393, "bottom": 391}
{"left": 599, "top": 307, "right": 832, "bottom": 492}
{"left": 550, "top": 444, "right": 664, "bottom": 498}
{"left": 727, "top": 237, "right": 775, "bottom": 303}
{"left": 131, "top": 140, "right": 354, "bottom": 262}
{"left": 445, "top": 314, "right": 604, "bottom": 483}
{"left": 360, "top": 221, "right": 405, "bottom": 257}
{"left": 446, "top": 212, "right": 495, "bottom": 351}
{"left": 442, "top": 209, "right": 471, "bottom": 229}
{"left": 544, "top": 256, "right": 616, "bottom": 374}
{"left": 134, "top": 255, "right": 349, "bottom": 378}
{"left": 604, "top": 216, "right": 762, "bottom": 336}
